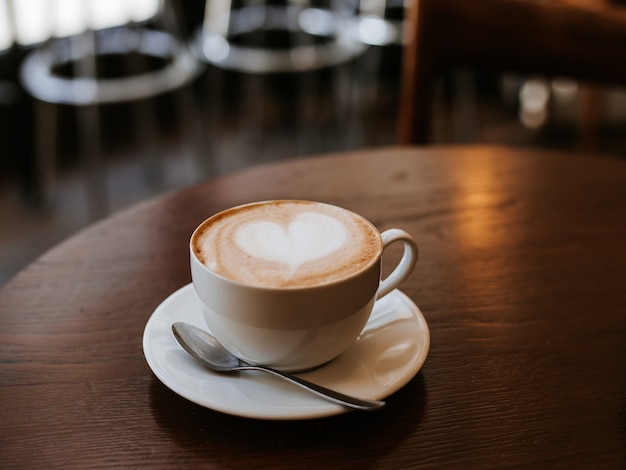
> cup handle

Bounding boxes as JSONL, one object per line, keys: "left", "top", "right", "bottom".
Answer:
{"left": 377, "top": 229, "right": 418, "bottom": 300}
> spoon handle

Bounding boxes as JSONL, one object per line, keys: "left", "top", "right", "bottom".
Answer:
{"left": 236, "top": 364, "right": 385, "bottom": 410}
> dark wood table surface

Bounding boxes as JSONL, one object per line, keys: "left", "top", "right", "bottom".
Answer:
{"left": 2, "top": 145, "right": 626, "bottom": 468}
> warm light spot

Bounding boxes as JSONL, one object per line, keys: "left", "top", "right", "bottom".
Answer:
{"left": 449, "top": 153, "right": 511, "bottom": 250}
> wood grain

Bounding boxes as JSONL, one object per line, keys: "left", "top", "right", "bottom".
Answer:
{"left": 2, "top": 146, "right": 626, "bottom": 468}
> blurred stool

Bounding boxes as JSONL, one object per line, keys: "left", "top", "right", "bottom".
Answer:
{"left": 190, "top": 0, "right": 368, "bottom": 169}
{"left": 193, "top": 0, "right": 366, "bottom": 73}
{"left": 343, "top": 0, "right": 409, "bottom": 146}
{"left": 18, "top": 0, "right": 202, "bottom": 219}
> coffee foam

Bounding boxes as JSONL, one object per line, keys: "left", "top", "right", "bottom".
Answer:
{"left": 192, "top": 201, "right": 381, "bottom": 288}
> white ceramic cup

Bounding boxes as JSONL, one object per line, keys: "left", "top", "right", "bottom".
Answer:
{"left": 190, "top": 200, "right": 418, "bottom": 372}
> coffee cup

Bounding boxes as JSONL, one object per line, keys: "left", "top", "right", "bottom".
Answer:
{"left": 190, "top": 200, "right": 418, "bottom": 371}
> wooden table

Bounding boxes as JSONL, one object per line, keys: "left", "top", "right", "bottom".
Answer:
{"left": 2, "top": 146, "right": 626, "bottom": 468}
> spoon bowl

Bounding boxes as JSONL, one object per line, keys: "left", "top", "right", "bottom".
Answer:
{"left": 172, "top": 322, "right": 385, "bottom": 411}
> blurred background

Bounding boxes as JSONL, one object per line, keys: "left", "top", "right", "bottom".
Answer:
{"left": 2, "top": 0, "right": 626, "bottom": 285}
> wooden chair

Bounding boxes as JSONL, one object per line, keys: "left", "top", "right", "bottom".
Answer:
{"left": 398, "top": 0, "right": 626, "bottom": 146}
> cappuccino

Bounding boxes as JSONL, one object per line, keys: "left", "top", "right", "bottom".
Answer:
{"left": 192, "top": 200, "right": 381, "bottom": 288}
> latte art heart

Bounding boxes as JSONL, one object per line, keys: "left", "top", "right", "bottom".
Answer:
{"left": 193, "top": 200, "right": 381, "bottom": 288}
{"left": 236, "top": 212, "right": 347, "bottom": 269}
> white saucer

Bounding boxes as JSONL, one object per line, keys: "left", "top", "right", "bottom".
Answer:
{"left": 143, "top": 284, "right": 430, "bottom": 420}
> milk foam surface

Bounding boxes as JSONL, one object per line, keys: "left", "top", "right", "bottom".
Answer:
{"left": 193, "top": 201, "right": 381, "bottom": 288}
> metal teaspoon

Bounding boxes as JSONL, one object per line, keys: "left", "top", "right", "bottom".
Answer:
{"left": 171, "top": 322, "right": 385, "bottom": 411}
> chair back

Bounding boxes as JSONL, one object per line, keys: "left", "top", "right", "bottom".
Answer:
{"left": 398, "top": 0, "right": 626, "bottom": 144}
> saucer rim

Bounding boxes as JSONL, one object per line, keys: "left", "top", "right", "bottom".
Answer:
{"left": 143, "top": 283, "right": 429, "bottom": 420}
